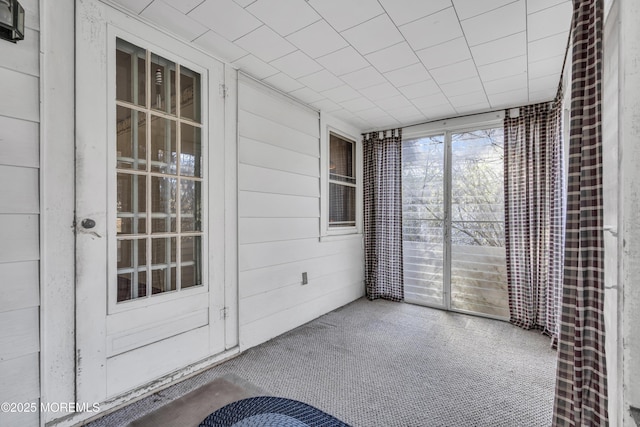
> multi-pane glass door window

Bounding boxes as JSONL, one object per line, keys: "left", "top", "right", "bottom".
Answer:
{"left": 402, "top": 127, "right": 508, "bottom": 319}
{"left": 116, "top": 38, "right": 203, "bottom": 303}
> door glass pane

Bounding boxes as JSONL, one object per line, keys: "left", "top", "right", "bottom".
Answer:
{"left": 117, "top": 239, "right": 147, "bottom": 302}
{"left": 180, "top": 66, "right": 201, "bottom": 122}
{"left": 116, "top": 106, "right": 147, "bottom": 170}
{"left": 151, "top": 176, "right": 177, "bottom": 233}
{"left": 450, "top": 129, "right": 508, "bottom": 318}
{"left": 402, "top": 135, "right": 445, "bottom": 307}
{"left": 116, "top": 39, "right": 146, "bottom": 107}
{"left": 150, "top": 117, "right": 177, "bottom": 174}
{"left": 117, "top": 173, "right": 146, "bottom": 235}
{"left": 181, "top": 236, "right": 202, "bottom": 289}
{"left": 151, "top": 237, "right": 177, "bottom": 294}
{"left": 181, "top": 179, "right": 201, "bottom": 232}
{"left": 180, "top": 123, "right": 202, "bottom": 177}
{"left": 151, "top": 54, "right": 176, "bottom": 115}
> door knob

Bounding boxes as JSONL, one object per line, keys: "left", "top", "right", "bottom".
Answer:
{"left": 81, "top": 218, "right": 96, "bottom": 229}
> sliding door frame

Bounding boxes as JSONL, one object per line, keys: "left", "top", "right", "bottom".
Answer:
{"left": 402, "top": 111, "right": 506, "bottom": 321}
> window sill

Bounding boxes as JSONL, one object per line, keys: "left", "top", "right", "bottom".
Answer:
{"left": 319, "top": 233, "right": 363, "bottom": 243}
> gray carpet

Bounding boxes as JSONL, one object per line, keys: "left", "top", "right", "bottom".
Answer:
{"left": 87, "top": 298, "right": 557, "bottom": 427}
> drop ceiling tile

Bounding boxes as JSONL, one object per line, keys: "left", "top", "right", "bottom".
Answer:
{"left": 286, "top": 20, "right": 348, "bottom": 59}
{"left": 233, "top": 54, "right": 279, "bottom": 79}
{"left": 374, "top": 117, "right": 402, "bottom": 129}
{"left": 477, "top": 55, "right": 527, "bottom": 82}
{"left": 235, "top": 26, "right": 297, "bottom": 62}
{"left": 340, "top": 97, "right": 377, "bottom": 112}
{"left": 419, "top": 103, "right": 457, "bottom": 120}
{"left": 378, "top": 0, "right": 452, "bottom": 26}
{"left": 141, "top": 1, "right": 208, "bottom": 41}
{"left": 529, "top": 74, "right": 560, "bottom": 92}
{"left": 455, "top": 101, "right": 490, "bottom": 114}
{"left": 298, "top": 69, "right": 344, "bottom": 92}
{"left": 488, "top": 88, "right": 529, "bottom": 108}
{"left": 269, "top": 50, "right": 322, "bottom": 78}
{"left": 411, "top": 92, "right": 450, "bottom": 109}
{"left": 383, "top": 64, "right": 432, "bottom": 88}
{"left": 307, "top": 0, "right": 385, "bottom": 32}
{"left": 527, "top": 0, "right": 568, "bottom": 15}
{"left": 321, "top": 85, "right": 361, "bottom": 103}
{"left": 527, "top": 1, "right": 572, "bottom": 42}
{"left": 312, "top": 98, "right": 343, "bottom": 112}
{"left": 387, "top": 106, "right": 425, "bottom": 123}
{"left": 112, "top": 0, "right": 152, "bottom": 14}
{"left": 374, "top": 95, "right": 413, "bottom": 110}
{"left": 448, "top": 91, "right": 488, "bottom": 108}
{"left": 452, "top": 0, "right": 516, "bottom": 20}
{"left": 316, "top": 47, "right": 369, "bottom": 76}
{"left": 400, "top": 7, "right": 463, "bottom": 51}
{"left": 262, "top": 72, "right": 305, "bottom": 92}
{"left": 189, "top": 0, "right": 262, "bottom": 41}
{"left": 194, "top": 31, "right": 248, "bottom": 62}
{"left": 289, "top": 87, "right": 324, "bottom": 103}
{"left": 340, "top": 67, "right": 387, "bottom": 90}
{"left": 246, "top": 0, "right": 321, "bottom": 36}
{"left": 356, "top": 106, "right": 387, "bottom": 120}
{"left": 416, "top": 37, "right": 472, "bottom": 70}
{"left": 359, "top": 82, "right": 401, "bottom": 101}
{"left": 439, "top": 76, "right": 484, "bottom": 97}
{"left": 234, "top": 0, "right": 257, "bottom": 6}
{"left": 529, "top": 55, "right": 564, "bottom": 80}
{"left": 341, "top": 14, "right": 404, "bottom": 56}
{"left": 528, "top": 32, "right": 568, "bottom": 63}
{"left": 429, "top": 59, "right": 478, "bottom": 85}
{"left": 483, "top": 73, "right": 527, "bottom": 95}
{"left": 365, "top": 42, "right": 419, "bottom": 74}
{"left": 163, "top": 0, "right": 205, "bottom": 14}
{"left": 398, "top": 79, "right": 442, "bottom": 99}
{"left": 470, "top": 32, "right": 526, "bottom": 66}
{"left": 529, "top": 87, "right": 557, "bottom": 103}
{"left": 461, "top": 1, "right": 526, "bottom": 47}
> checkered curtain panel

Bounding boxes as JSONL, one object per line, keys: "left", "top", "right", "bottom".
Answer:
{"left": 553, "top": 0, "right": 609, "bottom": 425}
{"left": 503, "top": 101, "right": 565, "bottom": 343}
{"left": 363, "top": 129, "right": 404, "bottom": 301}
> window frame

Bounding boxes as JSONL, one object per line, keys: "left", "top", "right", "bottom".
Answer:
{"left": 320, "top": 120, "right": 362, "bottom": 239}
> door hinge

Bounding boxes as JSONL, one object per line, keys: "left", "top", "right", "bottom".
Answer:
{"left": 219, "top": 84, "right": 228, "bottom": 98}
{"left": 220, "top": 306, "right": 229, "bottom": 319}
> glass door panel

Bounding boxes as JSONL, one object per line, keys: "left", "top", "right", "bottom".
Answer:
{"left": 450, "top": 129, "right": 508, "bottom": 318}
{"left": 402, "top": 135, "right": 445, "bottom": 307}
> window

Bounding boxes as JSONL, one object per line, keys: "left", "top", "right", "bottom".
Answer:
{"left": 328, "top": 132, "right": 356, "bottom": 229}
{"left": 115, "top": 38, "right": 204, "bottom": 303}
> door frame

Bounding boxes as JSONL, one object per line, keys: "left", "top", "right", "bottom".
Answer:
{"left": 73, "top": 0, "right": 238, "bottom": 411}
{"left": 402, "top": 111, "right": 507, "bottom": 321}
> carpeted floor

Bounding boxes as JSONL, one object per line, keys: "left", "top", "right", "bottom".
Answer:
{"left": 87, "top": 298, "right": 557, "bottom": 427}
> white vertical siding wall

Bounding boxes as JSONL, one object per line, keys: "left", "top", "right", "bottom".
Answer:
{"left": 237, "top": 75, "right": 364, "bottom": 349}
{"left": 0, "top": 0, "right": 41, "bottom": 425}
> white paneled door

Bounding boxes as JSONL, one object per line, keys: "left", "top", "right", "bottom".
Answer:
{"left": 75, "top": 0, "right": 227, "bottom": 403}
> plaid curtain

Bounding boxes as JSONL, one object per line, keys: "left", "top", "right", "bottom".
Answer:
{"left": 553, "top": 0, "right": 608, "bottom": 425}
{"left": 363, "top": 129, "right": 403, "bottom": 301}
{"left": 503, "top": 100, "right": 565, "bottom": 343}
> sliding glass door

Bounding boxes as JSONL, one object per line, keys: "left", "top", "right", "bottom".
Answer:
{"left": 402, "top": 126, "right": 508, "bottom": 319}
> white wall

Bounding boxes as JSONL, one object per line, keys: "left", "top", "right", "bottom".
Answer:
{"left": 237, "top": 75, "right": 365, "bottom": 349}
{"left": 619, "top": 0, "right": 640, "bottom": 424}
{"left": 602, "top": 0, "right": 623, "bottom": 424}
{"left": 0, "top": 1, "right": 41, "bottom": 426}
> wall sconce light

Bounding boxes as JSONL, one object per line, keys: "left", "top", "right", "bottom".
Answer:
{"left": 0, "top": 0, "right": 24, "bottom": 43}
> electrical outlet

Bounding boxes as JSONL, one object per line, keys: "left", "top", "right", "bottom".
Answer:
{"left": 302, "top": 272, "right": 308, "bottom": 285}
